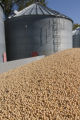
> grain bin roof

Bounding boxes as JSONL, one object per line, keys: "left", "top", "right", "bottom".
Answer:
{"left": 73, "top": 27, "right": 80, "bottom": 35}
{"left": 14, "top": 2, "right": 73, "bottom": 22}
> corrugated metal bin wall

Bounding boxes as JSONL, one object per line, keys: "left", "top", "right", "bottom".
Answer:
{"left": 5, "top": 16, "right": 72, "bottom": 61}
{"left": 0, "top": 5, "right": 6, "bottom": 62}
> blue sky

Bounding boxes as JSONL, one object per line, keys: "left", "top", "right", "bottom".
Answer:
{"left": 47, "top": 0, "right": 80, "bottom": 24}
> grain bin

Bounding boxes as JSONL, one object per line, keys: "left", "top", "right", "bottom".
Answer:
{"left": 73, "top": 27, "right": 80, "bottom": 48}
{"left": 0, "top": 3, "right": 6, "bottom": 62}
{"left": 5, "top": 2, "right": 73, "bottom": 61}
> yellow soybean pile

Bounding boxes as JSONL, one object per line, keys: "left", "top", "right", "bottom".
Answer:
{"left": 0, "top": 48, "right": 80, "bottom": 120}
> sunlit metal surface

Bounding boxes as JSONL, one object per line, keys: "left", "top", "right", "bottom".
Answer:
{"left": 0, "top": 5, "right": 6, "bottom": 62}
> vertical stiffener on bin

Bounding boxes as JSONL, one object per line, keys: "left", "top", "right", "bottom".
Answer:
{"left": 0, "top": 3, "right": 6, "bottom": 62}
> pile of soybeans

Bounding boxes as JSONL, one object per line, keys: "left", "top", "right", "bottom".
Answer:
{"left": 0, "top": 48, "right": 80, "bottom": 120}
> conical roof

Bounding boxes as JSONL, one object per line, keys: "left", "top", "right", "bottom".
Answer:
{"left": 73, "top": 27, "right": 80, "bottom": 36}
{"left": 14, "top": 2, "right": 72, "bottom": 22}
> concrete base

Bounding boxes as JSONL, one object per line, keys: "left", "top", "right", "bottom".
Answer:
{"left": 0, "top": 56, "right": 45, "bottom": 74}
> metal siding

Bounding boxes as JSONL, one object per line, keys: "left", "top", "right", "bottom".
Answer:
{"left": 0, "top": 6, "right": 6, "bottom": 62}
{"left": 52, "top": 18, "right": 72, "bottom": 52}
{"left": 73, "top": 35, "right": 80, "bottom": 48}
{"left": 73, "top": 28, "right": 80, "bottom": 48}
{"left": 5, "top": 16, "right": 72, "bottom": 61}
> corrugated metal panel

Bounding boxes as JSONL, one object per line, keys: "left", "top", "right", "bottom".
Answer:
{"left": 0, "top": 5, "right": 6, "bottom": 62}
{"left": 73, "top": 27, "right": 80, "bottom": 48}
